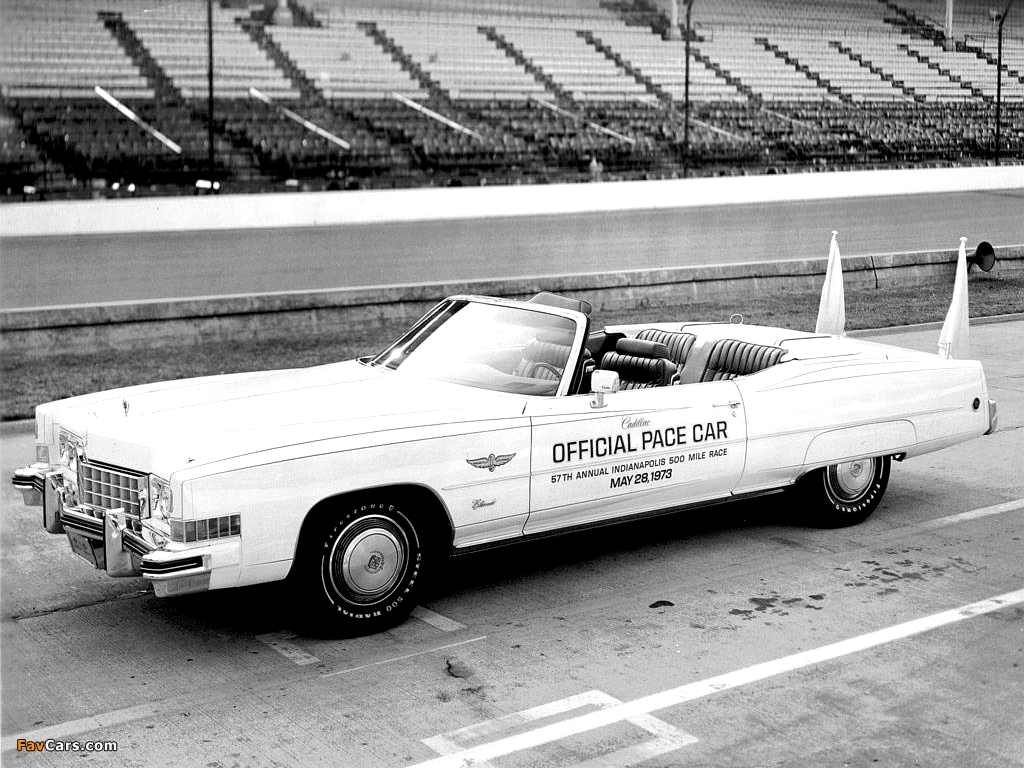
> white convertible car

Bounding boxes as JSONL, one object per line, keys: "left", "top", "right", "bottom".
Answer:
{"left": 12, "top": 292, "right": 997, "bottom": 635}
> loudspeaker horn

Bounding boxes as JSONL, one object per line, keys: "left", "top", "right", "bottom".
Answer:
{"left": 967, "top": 241, "right": 996, "bottom": 272}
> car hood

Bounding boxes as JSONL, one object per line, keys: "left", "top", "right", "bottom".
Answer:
{"left": 44, "top": 361, "right": 528, "bottom": 473}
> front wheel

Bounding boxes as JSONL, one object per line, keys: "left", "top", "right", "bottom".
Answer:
{"left": 293, "top": 496, "right": 430, "bottom": 636}
{"left": 797, "top": 455, "right": 891, "bottom": 528}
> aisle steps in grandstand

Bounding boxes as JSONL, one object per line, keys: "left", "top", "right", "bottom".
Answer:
{"left": 359, "top": 21, "right": 449, "bottom": 103}
{"left": 377, "top": 18, "right": 549, "bottom": 102}
{"left": 756, "top": 39, "right": 851, "bottom": 104}
{"left": 580, "top": 30, "right": 670, "bottom": 104}
{"left": 582, "top": 26, "right": 745, "bottom": 104}
{"left": 356, "top": 20, "right": 529, "bottom": 166}
{"left": 286, "top": 0, "right": 324, "bottom": 28}
{"left": 267, "top": 23, "right": 427, "bottom": 100}
{"left": 770, "top": 32, "right": 910, "bottom": 103}
{"left": 688, "top": 48, "right": 759, "bottom": 103}
{"left": 120, "top": 4, "right": 299, "bottom": 101}
{"left": 240, "top": 20, "right": 322, "bottom": 103}
{"left": 99, "top": 11, "right": 184, "bottom": 105}
{"left": 689, "top": 28, "right": 833, "bottom": 103}
{"left": 963, "top": 41, "right": 1024, "bottom": 86}
{"left": 899, "top": 44, "right": 990, "bottom": 101}
{"left": 0, "top": 0, "right": 152, "bottom": 100}
{"left": 493, "top": 21, "right": 652, "bottom": 103}
{"left": 482, "top": 28, "right": 575, "bottom": 106}
{"left": 830, "top": 41, "right": 924, "bottom": 102}
{"left": 0, "top": 105, "right": 69, "bottom": 195}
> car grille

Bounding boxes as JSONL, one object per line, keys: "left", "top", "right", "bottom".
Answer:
{"left": 79, "top": 461, "right": 146, "bottom": 518}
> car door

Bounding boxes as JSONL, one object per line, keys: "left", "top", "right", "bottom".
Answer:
{"left": 523, "top": 380, "right": 747, "bottom": 535}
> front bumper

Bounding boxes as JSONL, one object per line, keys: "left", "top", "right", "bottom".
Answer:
{"left": 12, "top": 464, "right": 237, "bottom": 597}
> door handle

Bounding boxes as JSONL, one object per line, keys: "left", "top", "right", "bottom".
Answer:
{"left": 713, "top": 400, "right": 741, "bottom": 409}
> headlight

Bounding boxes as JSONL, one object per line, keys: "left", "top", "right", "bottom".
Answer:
{"left": 146, "top": 476, "right": 173, "bottom": 521}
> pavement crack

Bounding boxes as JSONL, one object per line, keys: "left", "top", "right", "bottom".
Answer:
{"left": 8, "top": 590, "right": 149, "bottom": 622}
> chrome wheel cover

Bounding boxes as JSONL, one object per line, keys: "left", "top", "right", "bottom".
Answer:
{"left": 327, "top": 515, "right": 408, "bottom": 603}
{"left": 825, "top": 458, "right": 876, "bottom": 502}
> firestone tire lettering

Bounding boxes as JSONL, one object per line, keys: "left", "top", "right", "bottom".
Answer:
{"left": 294, "top": 497, "right": 428, "bottom": 636}
{"left": 798, "top": 455, "right": 892, "bottom": 529}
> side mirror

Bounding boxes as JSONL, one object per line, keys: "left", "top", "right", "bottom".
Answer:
{"left": 590, "top": 370, "right": 619, "bottom": 409}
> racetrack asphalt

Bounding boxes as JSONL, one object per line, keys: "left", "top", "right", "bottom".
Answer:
{"left": 2, "top": 187, "right": 1023, "bottom": 309}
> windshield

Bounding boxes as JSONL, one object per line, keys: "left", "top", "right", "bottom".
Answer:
{"left": 369, "top": 300, "right": 580, "bottom": 396}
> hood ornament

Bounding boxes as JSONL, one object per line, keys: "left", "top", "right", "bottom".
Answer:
{"left": 466, "top": 453, "right": 516, "bottom": 472}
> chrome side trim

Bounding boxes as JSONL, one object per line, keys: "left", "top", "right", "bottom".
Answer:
{"left": 60, "top": 506, "right": 105, "bottom": 539}
{"left": 141, "top": 555, "right": 205, "bottom": 576}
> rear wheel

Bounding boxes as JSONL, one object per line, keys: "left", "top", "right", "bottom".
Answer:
{"left": 294, "top": 495, "right": 433, "bottom": 636}
{"left": 797, "top": 455, "right": 891, "bottom": 528}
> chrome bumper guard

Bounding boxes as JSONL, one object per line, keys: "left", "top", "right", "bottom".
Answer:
{"left": 60, "top": 504, "right": 217, "bottom": 595}
{"left": 12, "top": 464, "right": 46, "bottom": 506}
{"left": 12, "top": 465, "right": 65, "bottom": 533}
{"left": 13, "top": 465, "right": 228, "bottom": 597}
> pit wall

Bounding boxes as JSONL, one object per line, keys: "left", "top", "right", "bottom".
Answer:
{"left": 3, "top": 245, "right": 1021, "bottom": 356}
{"left": 2, "top": 165, "right": 1022, "bottom": 237}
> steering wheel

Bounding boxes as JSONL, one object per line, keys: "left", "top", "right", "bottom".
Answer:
{"left": 526, "top": 361, "right": 562, "bottom": 379}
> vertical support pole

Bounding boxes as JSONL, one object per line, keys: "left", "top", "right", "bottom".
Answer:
{"left": 995, "top": 16, "right": 1004, "bottom": 165}
{"left": 993, "top": 0, "right": 1014, "bottom": 166}
{"left": 683, "top": 0, "right": 693, "bottom": 178}
{"left": 207, "top": 0, "right": 215, "bottom": 180}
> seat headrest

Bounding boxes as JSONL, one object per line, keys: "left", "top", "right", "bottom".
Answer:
{"left": 615, "top": 338, "right": 671, "bottom": 359}
{"left": 527, "top": 292, "right": 593, "bottom": 316}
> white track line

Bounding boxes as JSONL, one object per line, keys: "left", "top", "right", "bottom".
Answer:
{"left": 406, "top": 588, "right": 1024, "bottom": 768}
{"left": 256, "top": 631, "right": 322, "bottom": 666}
{"left": 412, "top": 606, "right": 467, "bottom": 632}
{"left": 916, "top": 498, "right": 1024, "bottom": 530}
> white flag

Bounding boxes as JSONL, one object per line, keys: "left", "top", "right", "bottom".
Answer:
{"left": 815, "top": 230, "right": 846, "bottom": 336}
{"left": 938, "top": 237, "right": 970, "bottom": 359}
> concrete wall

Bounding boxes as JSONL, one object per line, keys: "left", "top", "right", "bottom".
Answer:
{"left": 3, "top": 165, "right": 1023, "bottom": 237}
{"left": 3, "top": 245, "right": 1020, "bottom": 356}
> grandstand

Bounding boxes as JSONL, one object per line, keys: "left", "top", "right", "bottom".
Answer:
{"left": 0, "top": 0, "right": 1021, "bottom": 200}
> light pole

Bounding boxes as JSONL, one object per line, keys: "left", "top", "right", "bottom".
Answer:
{"left": 993, "top": 0, "right": 1015, "bottom": 165}
{"left": 682, "top": 0, "right": 694, "bottom": 177}
{"left": 207, "top": 0, "right": 215, "bottom": 180}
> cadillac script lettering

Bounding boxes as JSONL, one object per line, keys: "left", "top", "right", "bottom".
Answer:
{"left": 551, "top": 422, "right": 728, "bottom": 464}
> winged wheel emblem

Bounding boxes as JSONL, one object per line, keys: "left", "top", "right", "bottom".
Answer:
{"left": 466, "top": 453, "right": 516, "bottom": 472}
